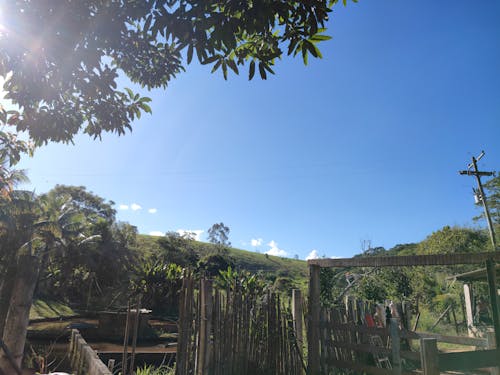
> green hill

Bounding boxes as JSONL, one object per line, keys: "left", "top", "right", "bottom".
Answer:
{"left": 135, "top": 234, "right": 309, "bottom": 289}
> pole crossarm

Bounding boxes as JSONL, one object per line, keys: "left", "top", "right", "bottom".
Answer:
{"left": 459, "top": 170, "right": 494, "bottom": 177}
{"left": 308, "top": 252, "right": 500, "bottom": 268}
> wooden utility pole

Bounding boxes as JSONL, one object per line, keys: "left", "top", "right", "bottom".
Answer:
{"left": 459, "top": 151, "right": 496, "bottom": 250}
{"left": 459, "top": 151, "right": 500, "bottom": 349}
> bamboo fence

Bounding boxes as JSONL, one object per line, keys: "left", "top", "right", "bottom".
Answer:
{"left": 175, "top": 275, "right": 305, "bottom": 375}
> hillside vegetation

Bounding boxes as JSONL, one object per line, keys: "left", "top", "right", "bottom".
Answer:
{"left": 135, "top": 234, "right": 309, "bottom": 290}
{"left": 3, "top": 175, "right": 498, "bottom": 327}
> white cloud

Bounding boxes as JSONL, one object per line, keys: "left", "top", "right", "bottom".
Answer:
{"left": 149, "top": 231, "right": 165, "bottom": 236}
{"left": 131, "top": 203, "right": 142, "bottom": 211}
{"left": 306, "top": 250, "right": 320, "bottom": 260}
{"left": 265, "top": 240, "right": 288, "bottom": 257}
{"left": 177, "top": 229, "right": 204, "bottom": 241}
{"left": 148, "top": 208, "right": 157, "bottom": 214}
{"left": 251, "top": 238, "right": 263, "bottom": 247}
{"left": 119, "top": 204, "right": 129, "bottom": 210}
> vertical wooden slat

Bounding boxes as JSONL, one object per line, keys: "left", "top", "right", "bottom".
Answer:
{"left": 307, "top": 264, "right": 320, "bottom": 375}
{"left": 464, "top": 283, "right": 475, "bottom": 337}
{"left": 390, "top": 318, "right": 401, "bottom": 375}
{"left": 486, "top": 331, "right": 500, "bottom": 375}
{"left": 121, "top": 302, "right": 131, "bottom": 375}
{"left": 420, "top": 338, "right": 439, "bottom": 375}
{"left": 486, "top": 259, "right": 500, "bottom": 349}
{"left": 292, "top": 289, "right": 305, "bottom": 375}
{"left": 292, "top": 290, "right": 304, "bottom": 349}
{"left": 129, "top": 294, "right": 142, "bottom": 375}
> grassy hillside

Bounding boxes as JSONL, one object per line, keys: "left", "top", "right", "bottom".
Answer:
{"left": 135, "top": 234, "right": 309, "bottom": 289}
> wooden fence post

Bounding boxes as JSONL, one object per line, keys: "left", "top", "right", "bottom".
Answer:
{"left": 463, "top": 283, "right": 475, "bottom": 337}
{"left": 197, "top": 278, "right": 213, "bottom": 375}
{"left": 390, "top": 318, "right": 401, "bottom": 375}
{"left": 486, "top": 331, "right": 500, "bottom": 375}
{"left": 486, "top": 259, "right": 500, "bottom": 349}
{"left": 129, "top": 294, "right": 142, "bottom": 375}
{"left": 122, "top": 302, "right": 131, "bottom": 375}
{"left": 420, "top": 338, "right": 439, "bottom": 375}
{"left": 292, "top": 289, "right": 304, "bottom": 347}
{"left": 403, "top": 301, "right": 412, "bottom": 330}
{"left": 307, "top": 265, "right": 320, "bottom": 375}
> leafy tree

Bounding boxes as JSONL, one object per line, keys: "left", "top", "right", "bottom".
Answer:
{"left": 131, "top": 260, "right": 183, "bottom": 316}
{"left": 46, "top": 185, "right": 116, "bottom": 223}
{"left": 474, "top": 173, "right": 499, "bottom": 245}
{"left": 215, "top": 266, "right": 269, "bottom": 295}
{"left": 0, "top": 159, "right": 29, "bottom": 199}
{"left": 0, "top": 0, "right": 347, "bottom": 164}
{"left": 207, "top": 222, "right": 231, "bottom": 249}
{"left": 356, "top": 274, "right": 388, "bottom": 302}
{"left": 417, "top": 226, "right": 488, "bottom": 255}
{"left": 0, "top": 186, "right": 135, "bottom": 373}
{"left": 198, "top": 253, "right": 234, "bottom": 277}
{"left": 157, "top": 231, "right": 199, "bottom": 267}
{"left": 36, "top": 187, "right": 135, "bottom": 307}
{"left": 0, "top": 190, "right": 38, "bottom": 338}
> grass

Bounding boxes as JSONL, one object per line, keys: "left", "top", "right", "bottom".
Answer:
{"left": 135, "top": 365, "right": 175, "bottom": 375}
{"left": 29, "top": 299, "right": 76, "bottom": 320}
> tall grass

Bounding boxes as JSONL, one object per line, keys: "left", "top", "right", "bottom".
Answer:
{"left": 135, "top": 365, "right": 175, "bottom": 375}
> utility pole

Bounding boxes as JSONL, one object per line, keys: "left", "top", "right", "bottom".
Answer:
{"left": 459, "top": 151, "right": 500, "bottom": 349}
{"left": 459, "top": 151, "right": 497, "bottom": 251}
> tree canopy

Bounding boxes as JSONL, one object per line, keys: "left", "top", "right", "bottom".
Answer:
{"left": 0, "top": 0, "right": 347, "bottom": 165}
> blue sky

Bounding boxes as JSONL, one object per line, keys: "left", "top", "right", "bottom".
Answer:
{"left": 14, "top": 1, "right": 500, "bottom": 259}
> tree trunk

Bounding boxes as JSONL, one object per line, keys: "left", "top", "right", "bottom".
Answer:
{"left": 0, "top": 257, "right": 18, "bottom": 338}
{"left": 0, "top": 254, "right": 39, "bottom": 374}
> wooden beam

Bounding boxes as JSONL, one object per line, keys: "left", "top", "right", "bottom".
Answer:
{"left": 438, "top": 349, "right": 500, "bottom": 371}
{"left": 326, "top": 359, "right": 419, "bottom": 375}
{"left": 308, "top": 252, "right": 500, "bottom": 268}
{"left": 416, "top": 332, "right": 487, "bottom": 348}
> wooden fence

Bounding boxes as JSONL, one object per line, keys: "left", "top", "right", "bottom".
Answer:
{"left": 308, "top": 254, "right": 500, "bottom": 375}
{"left": 175, "top": 275, "right": 305, "bottom": 375}
{"left": 69, "top": 329, "right": 112, "bottom": 375}
{"left": 310, "top": 298, "right": 500, "bottom": 375}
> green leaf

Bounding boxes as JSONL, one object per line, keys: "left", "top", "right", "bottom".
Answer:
{"left": 248, "top": 60, "right": 255, "bottom": 80}
{"left": 187, "top": 44, "right": 194, "bottom": 64}
{"left": 125, "top": 88, "right": 134, "bottom": 98}
{"left": 259, "top": 62, "right": 273, "bottom": 75}
{"left": 201, "top": 55, "right": 219, "bottom": 65}
{"left": 211, "top": 59, "right": 222, "bottom": 73}
{"left": 140, "top": 103, "right": 152, "bottom": 114}
{"left": 222, "top": 61, "right": 228, "bottom": 80}
{"left": 258, "top": 62, "right": 267, "bottom": 80}
{"left": 310, "top": 34, "right": 332, "bottom": 42}
{"left": 302, "top": 44, "right": 308, "bottom": 65}
{"left": 144, "top": 15, "right": 152, "bottom": 32}
{"left": 227, "top": 59, "right": 239, "bottom": 75}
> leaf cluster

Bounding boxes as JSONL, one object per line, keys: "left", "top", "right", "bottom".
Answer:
{"left": 0, "top": 0, "right": 355, "bottom": 162}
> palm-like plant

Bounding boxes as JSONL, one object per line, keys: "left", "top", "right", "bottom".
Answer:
{"left": 0, "top": 189, "right": 97, "bottom": 373}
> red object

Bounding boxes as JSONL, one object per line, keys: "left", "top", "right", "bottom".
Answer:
{"left": 365, "top": 313, "right": 375, "bottom": 327}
